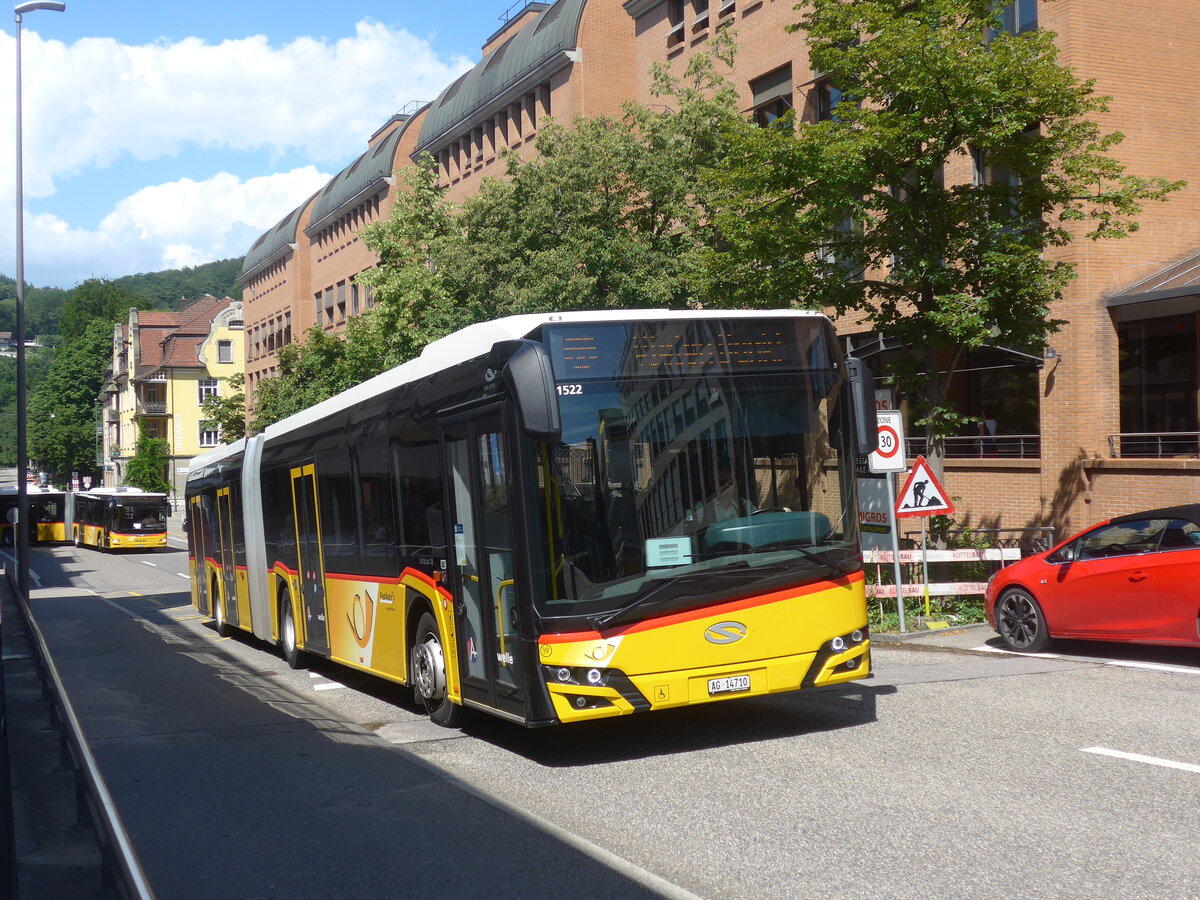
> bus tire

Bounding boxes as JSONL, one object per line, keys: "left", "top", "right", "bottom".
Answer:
{"left": 412, "top": 612, "right": 465, "bottom": 727}
{"left": 212, "top": 576, "right": 230, "bottom": 638}
{"left": 279, "top": 593, "right": 306, "bottom": 670}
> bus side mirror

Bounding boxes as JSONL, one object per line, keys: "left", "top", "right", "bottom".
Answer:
{"left": 845, "top": 356, "right": 876, "bottom": 456}
{"left": 500, "top": 341, "right": 562, "bottom": 443}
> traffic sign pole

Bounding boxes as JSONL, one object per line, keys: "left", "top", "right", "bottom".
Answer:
{"left": 885, "top": 472, "right": 906, "bottom": 634}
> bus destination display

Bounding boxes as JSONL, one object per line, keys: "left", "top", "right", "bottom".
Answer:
{"left": 546, "top": 320, "right": 828, "bottom": 381}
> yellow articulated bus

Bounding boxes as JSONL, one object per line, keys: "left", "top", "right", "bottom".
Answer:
{"left": 71, "top": 488, "right": 171, "bottom": 550}
{"left": 186, "top": 310, "right": 877, "bottom": 727}
{"left": 0, "top": 486, "right": 68, "bottom": 545}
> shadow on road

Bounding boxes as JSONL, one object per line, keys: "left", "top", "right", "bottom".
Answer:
{"left": 976, "top": 633, "right": 1200, "bottom": 670}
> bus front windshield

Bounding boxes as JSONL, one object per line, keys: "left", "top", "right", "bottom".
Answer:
{"left": 116, "top": 501, "right": 168, "bottom": 533}
{"left": 532, "top": 320, "right": 860, "bottom": 628}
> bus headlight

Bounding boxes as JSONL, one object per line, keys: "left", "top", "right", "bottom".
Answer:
{"left": 556, "top": 667, "right": 572, "bottom": 684}
{"left": 586, "top": 668, "right": 603, "bottom": 685}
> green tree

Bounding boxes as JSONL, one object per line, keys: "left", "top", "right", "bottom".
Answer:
{"left": 199, "top": 372, "right": 248, "bottom": 442}
{"left": 704, "top": 0, "right": 1183, "bottom": 463}
{"left": 263, "top": 40, "right": 741, "bottom": 423}
{"left": 124, "top": 423, "right": 172, "bottom": 494}
{"left": 59, "top": 278, "right": 140, "bottom": 346}
{"left": 28, "top": 321, "right": 111, "bottom": 484}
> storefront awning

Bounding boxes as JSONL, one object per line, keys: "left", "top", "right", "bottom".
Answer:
{"left": 1105, "top": 251, "right": 1200, "bottom": 320}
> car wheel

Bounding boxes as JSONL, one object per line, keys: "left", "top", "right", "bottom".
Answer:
{"left": 996, "top": 588, "right": 1052, "bottom": 652}
{"left": 412, "top": 612, "right": 465, "bottom": 727}
{"left": 212, "top": 576, "right": 230, "bottom": 638}
{"left": 279, "top": 593, "right": 306, "bottom": 670}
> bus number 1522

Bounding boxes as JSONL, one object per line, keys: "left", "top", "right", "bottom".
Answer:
{"left": 555, "top": 383, "right": 583, "bottom": 396}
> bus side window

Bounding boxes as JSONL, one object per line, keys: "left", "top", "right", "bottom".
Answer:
{"left": 391, "top": 441, "right": 445, "bottom": 560}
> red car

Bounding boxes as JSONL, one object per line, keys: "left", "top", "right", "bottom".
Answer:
{"left": 985, "top": 505, "right": 1200, "bottom": 652}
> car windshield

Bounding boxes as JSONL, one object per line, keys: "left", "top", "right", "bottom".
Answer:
{"left": 116, "top": 501, "right": 167, "bottom": 532}
{"left": 529, "top": 360, "right": 858, "bottom": 623}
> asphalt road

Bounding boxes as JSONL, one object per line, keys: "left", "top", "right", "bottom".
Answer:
{"left": 11, "top": 542, "right": 1200, "bottom": 899}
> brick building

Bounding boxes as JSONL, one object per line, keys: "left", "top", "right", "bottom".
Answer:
{"left": 240, "top": 0, "right": 1200, "bottom": 540}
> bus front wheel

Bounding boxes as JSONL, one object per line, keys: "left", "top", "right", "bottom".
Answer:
{"left": 412, "top": 612, "right": 465, "bottom": 727}
{"left": 279, "top": 593, "right": 306, "bottom": 670}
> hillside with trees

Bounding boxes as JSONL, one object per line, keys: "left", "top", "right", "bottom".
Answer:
{"left": 112, "top": 257, "right": 244, "bottom": 310}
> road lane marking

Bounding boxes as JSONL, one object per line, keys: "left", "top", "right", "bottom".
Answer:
{"left": 973, "top": 645, "right": 1200, "bottom": 676}
{"left": 141, "top": 561, "right": 158, "bottom": 567}
{"left": 314, "top": 682, "right": 347, "bottom": 692}
{"left": 1081, "top": 747, "right": 1200, "bottom": 774}
{"left": 176, "top": 573, "right": 189, "bottom": 579}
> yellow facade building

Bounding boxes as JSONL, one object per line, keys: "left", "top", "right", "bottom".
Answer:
{"left": 101, "top": 295, "right": 245, "bottom": 503}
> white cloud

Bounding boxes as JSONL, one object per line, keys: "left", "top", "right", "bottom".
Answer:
{"left": 23, "top": 167, "right": 333, "bottom": 287}
{"left": 0, "top": 21, "right": 474, "bottom": 285}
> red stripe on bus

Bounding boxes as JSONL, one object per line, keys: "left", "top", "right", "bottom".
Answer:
{"left": 538, "top": 570, "right": 866, "bottom": 644}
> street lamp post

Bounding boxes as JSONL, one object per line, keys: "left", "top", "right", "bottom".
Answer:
{"left": 14, "top": 0, "right": 66, "bottom": 598}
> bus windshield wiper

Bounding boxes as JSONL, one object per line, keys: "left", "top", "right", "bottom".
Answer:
{"left": 789, "top": 543, "right": 855, "bottom": 576}
{"left": 587, "top": 566, "right": 749, "bottom": 631}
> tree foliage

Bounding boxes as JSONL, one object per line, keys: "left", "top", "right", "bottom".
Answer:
{"left": 255, "top": 42, "right": 739, "bottom": 425}
{"left": 124, "top": 423, "right": 172, "bottom": 494}
{"left": 112, "top": 257, "right": 244, "bottom": 310}
{"left": 703, "top": 0, "right": 1183, "bottom": 458}
{"left": 27, "top": 320, "right": 113, "bottom": 484}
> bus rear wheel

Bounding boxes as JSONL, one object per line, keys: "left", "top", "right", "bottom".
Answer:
{"left": 412, "top": 612, "right": 465, "bottom": 727}
{"left": 279, "top": 593, "right": 306, "bottom": 670}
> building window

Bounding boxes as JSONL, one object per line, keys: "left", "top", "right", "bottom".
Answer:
{"left": 351, "top": 283, "right": 360, "bottom": 316}
{"left": 692, "top": 0, "right": 710, "bottom": 29}
{"left": 816, "top": 78, "right": 843, "bottom": 122}
{"left": 667, "top": 0, "right": 686, "bottom": 45}
{"left": 750, "top": 65, "right": 793, "bottom": 128}
{"left": 198, "top": 379, "right": 218, "bottom": 403}
{"left": 217, "top": 340, "right": 233, "bottom": 364}
{"left": 994, "top": 0, "right": 1037, "bottom": 36}
{"left": 1118, "top": 314, "right": 1198, "bottom": 457}
{"left": 337, "top": 281, "right": 347, "bottom": 320}
{"left": 199, "top": 422, "right": 219, "bottom": 448}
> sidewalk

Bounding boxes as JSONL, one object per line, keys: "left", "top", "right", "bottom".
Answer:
{"left": 872, "top": 621, "right": 997, "bottom": 652}
{"left": 0, "top": 572, "right": 103, "bottom": 898}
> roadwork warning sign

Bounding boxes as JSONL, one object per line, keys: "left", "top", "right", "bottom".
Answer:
{"left": 894, "top": 456, "right": 955, "bottom": 518}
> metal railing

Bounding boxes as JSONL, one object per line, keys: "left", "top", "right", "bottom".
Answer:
{"left": 6, "top": 569, "right": 154, "bottom": 899}
{"left": 1107, "top": 431, "right": 1200, "bottom": 459}
{"left": 905, "top": 434, "right": 1040, "bottom": 459}
{"left": 135, "top": 401, "right": 167, "bottom": 416}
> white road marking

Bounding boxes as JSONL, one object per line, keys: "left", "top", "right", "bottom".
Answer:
{"left": 176, "top": 572, "right": 189, "bottom": 579}
{"left": 141, "top": 560, "right": 158, "bottom": 567}
{"left": 972, "top": 645, "right": 1200, "bottom": 676}
{"left": 314, "top": 682, "right": 347, "bottom": 692}
{"left": 1081, "top": 747, "right": 1200, "bottom": 774}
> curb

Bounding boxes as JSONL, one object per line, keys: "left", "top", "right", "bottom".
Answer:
{"left": 871, "top": 622, "right": 994, "bottom": 644}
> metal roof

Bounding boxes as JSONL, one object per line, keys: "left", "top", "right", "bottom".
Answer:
{"left": 415, "top": 0, "right": 586, "bottom": 154}
{"left": 239, "top": 202, "right": 309, "bottom": 283}
{"left": 305, "top": 121, "right": 409, "bottom": 236}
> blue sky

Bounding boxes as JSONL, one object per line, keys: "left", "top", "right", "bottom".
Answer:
{"left": 2, "top": 0, "right": 523, "bottom": 288}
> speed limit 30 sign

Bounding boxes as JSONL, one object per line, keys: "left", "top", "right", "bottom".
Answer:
{"left": 869, "top": 410, "right": 906, "bottom": 473}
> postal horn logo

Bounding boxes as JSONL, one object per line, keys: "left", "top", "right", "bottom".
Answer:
{"left": 705, "top": 621, "right": 747, "bottom": 644}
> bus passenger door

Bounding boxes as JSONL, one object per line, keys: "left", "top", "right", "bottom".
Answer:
{"left": 290, "top": 465, "right": 329, "bottom": 655}
{"left": 443, "top": 408, "right": 526, "bottom": 720}
{"left": 216, "top": 487, "right": 238, "bottom": 627}
{"left": 188, "top": 494, "right": 207, "bottom": 612}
